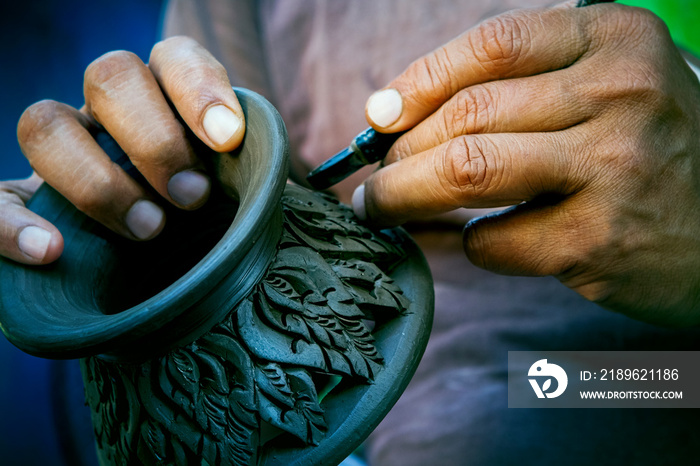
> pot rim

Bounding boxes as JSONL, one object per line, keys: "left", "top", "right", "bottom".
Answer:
{"left": 0, "top": 88, "right": 289, "bottom": 359}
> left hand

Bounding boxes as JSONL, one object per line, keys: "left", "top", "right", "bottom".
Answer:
{"left": 8, "top": 37, "right": 245, "bottom": 265}
{"left": 353, "top": 1, "right": 700, "bottom": 325}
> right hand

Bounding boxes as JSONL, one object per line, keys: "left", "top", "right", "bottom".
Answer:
{"left": 355, "top": 2, "right": 700, "bottom": 325}
{"left": 3, "top": 36, "right": 245, "bottom": 265}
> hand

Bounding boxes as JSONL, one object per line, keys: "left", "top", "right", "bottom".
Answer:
{"left": 4, "top": 36, "right": 244, "bottom": 265}
{"left": 355, "top": 2, "right": 700, "bottom": 325}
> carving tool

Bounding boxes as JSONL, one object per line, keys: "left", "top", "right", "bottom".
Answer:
{"left": 306, "top": 0, "right": 616, "bottom": 190}
{"left": 306, "top": 127, "right": 403, "bottom": 190}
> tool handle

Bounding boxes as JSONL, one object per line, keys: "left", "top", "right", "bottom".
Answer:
{"left": 353, "top": 128, "right": 404, "bottom": 164}
{"left": 576, "top": 0, "right": 616, "bottom": 7}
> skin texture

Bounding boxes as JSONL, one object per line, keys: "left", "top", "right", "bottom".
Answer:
{"left": 5, "top": 36, "right": 244, "bottom": 263}
{"left": 360, "top": 1, "right": 700, "bottom": 325}
{"left": 4, "top": 2, "right": 700, "bottom": 325}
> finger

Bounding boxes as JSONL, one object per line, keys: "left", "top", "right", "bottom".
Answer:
{"left": 386, "top": 68, "right": 591, "bottom": 163}
{"left": 84, "top": 50, "right": 211, "bottom": 210}
{"left": 354, "top": 131, "right": 584, "bottom": 227}
{"left": 365, "top": 4, "right": 598, "bottom": 131}
{"left": 18, "top": 100, "right": 165, "bottom": 241}
{"left": 0, "top": 175, "right": 63, "bottom": 264}
{"left": 149, "top": 36, "right": 245, "bottom": 152}
{"left": 462, "top": 199, "right": 584, "bottom": 277}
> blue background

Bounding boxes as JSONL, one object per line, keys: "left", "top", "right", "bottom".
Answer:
{"left": 0, "top": 2, "right": 161, "bottom": 464}
{"left": 0, "top": 0, "right": 163, "bottom": 179}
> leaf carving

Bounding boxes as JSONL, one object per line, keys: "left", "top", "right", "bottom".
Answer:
{"left": 330, "top": 259, "right": 410, "bottom": 317}
{"left": 81, "top": 184, "right": 412, "bottom": 465}
{"left": 254, "top": 363, "right": 327, "bottom": 445}
{"left": 237, "top": 246, "right": 384, "bottom": 381}
{"left": 280, "top": 185, "right": 405, "bottom": 267}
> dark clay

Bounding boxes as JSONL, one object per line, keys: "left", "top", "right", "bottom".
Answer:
{"left": 0, "top": 88, "right": 434, "bottom": 466}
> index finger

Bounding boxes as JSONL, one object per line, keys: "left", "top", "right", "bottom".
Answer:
{"left": 364, "top": 3, "right": 601, "bottom": 131}
{"left": 354, "top": 131, "right": 584, "bottom": 227}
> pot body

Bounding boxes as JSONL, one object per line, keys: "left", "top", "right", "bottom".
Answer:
{"left": 82, "top": 184, "right": 432, "bottom": 466}
{"left": 0, "top": 89, "right": 434, "bottom": 466}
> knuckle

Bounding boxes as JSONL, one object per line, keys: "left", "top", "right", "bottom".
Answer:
{"left": 84, "top": 50, "right": 144, "bottom": 96}
{"left": 17, "top": 100, "right": 69, "bottom": 152}
{"left": 441, "top": 136, "right": 497, "bottom": 201}
{"left": 150, "top": 35, "right": 197, "bottom": 62}
{"left": 405, "top": 47, "right": 460, "bottom": 107}
{"left": 614, "top": 6, "right": 667, "bottom": 41}
{"left": 591, "top": 6, "right": 670, "bottom": 56}
{"left": 168, "top": 67, "right": 227, "bottom": 117}
{"left": 630, "top": 7, "right": 666, "bottom": 33}
{"left": 129, "top": 128, "right": 190, "bottom": 173}
{"left": 625, "top": 71, "right": 666, "bottom": 108}
{"left": 150, "top": 37, "right": 228, "bottom": 111}
{"left": 0, "top": 177, "right": 38, "bottom": 205}
{"left": 73, "top": 164, "right": 120, "bottom": 217}
{"left": 469, "top": 13, "right": 528, "bottom": 75}
{"left": 593, "top": 56, "right": 671, "bottom": 117}
{"left": 448, "top": 86, "right": 497, "bottom": 135}
{"left": 0, "top": 189, "right": 24, "bottom": 208}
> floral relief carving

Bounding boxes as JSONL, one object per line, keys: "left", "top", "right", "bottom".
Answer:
{"left": 81, "top": 185, "right": 410, "bottom": 466}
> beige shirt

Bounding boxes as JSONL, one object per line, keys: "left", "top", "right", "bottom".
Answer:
{"left": 162, "top": 0, "right": 553, "bottom": 203}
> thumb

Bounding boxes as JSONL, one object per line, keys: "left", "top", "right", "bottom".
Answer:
{"left": 0, "top": 174, "right": 64, "bottom": 265}
{"left": 149, "top": 36, "right": 246, "bottom": 152}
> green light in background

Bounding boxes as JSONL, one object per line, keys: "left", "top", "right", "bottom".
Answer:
{"left": 618, "top": 0, "right": 700, "bottom": 56}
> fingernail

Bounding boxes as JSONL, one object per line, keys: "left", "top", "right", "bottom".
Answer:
{"left": 168, "top": 170, "right": 211, "bottom": 208}
{"left": 203, "top": 105, "right": 242, "bottom": 146}
{"left": 352, "top": 184, "right": 367, "bottom": 221}
{"left": 367, "top": 88, "right": 403, "bottom": 128}
{"left": 18, "top": 226, "right": 51, "bottom": 260}
{"left": 126, "top": 200, "right": 165, "bottom": 240}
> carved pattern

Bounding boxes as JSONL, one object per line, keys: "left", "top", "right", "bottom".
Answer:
{"left": 81, "top": 185, "right": 410, "bottom": 466}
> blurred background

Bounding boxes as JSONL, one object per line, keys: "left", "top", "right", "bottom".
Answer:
{"left": 0, "top": 0, "right": 163, "bottom": 179}
{"left": 0, "top": 1, "right": 161, "bottom": 464}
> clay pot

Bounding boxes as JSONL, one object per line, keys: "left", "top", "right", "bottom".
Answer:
{"left": 0, "top": 88, "right": 434, "bottom": 465}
